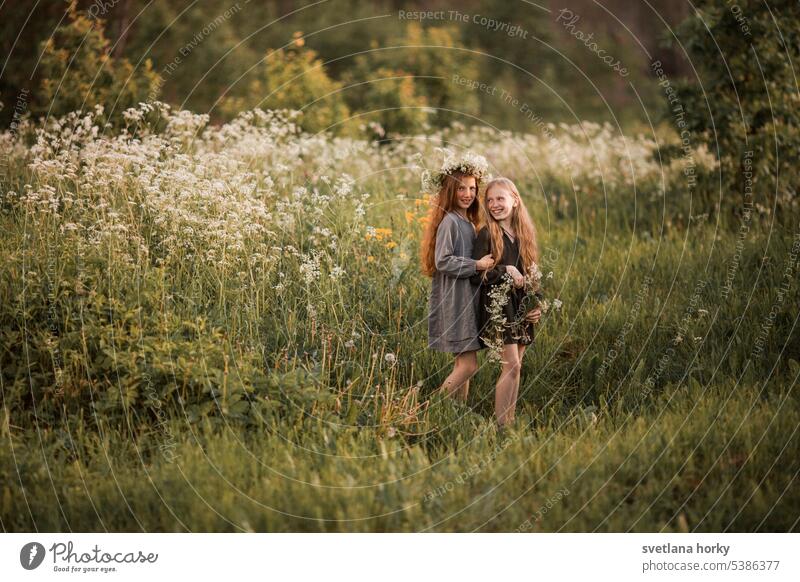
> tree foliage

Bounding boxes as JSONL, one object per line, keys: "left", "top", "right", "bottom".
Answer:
{"left": 35, "top": 2, "right": 159, "bottom": 121}
{"left": 346, "top": 67, "right": 430, "bottom": 140}
{"left": 671, "top": 0, "right": 799, "bottom": 214}
{"left": 222, "top": 34, "right": 350, "bottom": 134}
{"left": 347, "top": 23, "right": 480, "bottom": 128}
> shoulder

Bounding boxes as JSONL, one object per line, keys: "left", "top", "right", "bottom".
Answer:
{"left": 440, "top": 212, "right": 457, "bottom": 226}
{"left": 475, "top": 226, "right": 490, "bottom": 242}
{"left": 438, "top": 212, "right": 461, "bottom": 234}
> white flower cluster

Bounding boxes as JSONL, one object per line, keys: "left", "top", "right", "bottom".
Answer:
{"left": 420, "top": 148, "right": 491, "bottom": 193}
{"left": 482, "top": 273, "right": 514, "bottom": 363}
{"left": 2, "top": 103, "right": 714, "bottom": 317}
{"left": 299, "top": 251, "right": 321, "bottom": 285}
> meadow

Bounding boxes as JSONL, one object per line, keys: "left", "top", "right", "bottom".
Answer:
{"left": 1, "top": 104, "right": 798, "bottom": 531}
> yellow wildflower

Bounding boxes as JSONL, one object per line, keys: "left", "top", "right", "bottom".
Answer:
{"left": 373, "top": 227, "right": 392, "bottom": 241}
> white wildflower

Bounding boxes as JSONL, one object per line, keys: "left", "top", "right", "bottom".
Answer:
{"left": 482, "top": 273, "right": 513, "bottom": 363}
{"left": 299, "top": 252, "right": 321, "bottom": 285}
{"left": 420, "top": 148, "right": 491, "bottom": 193}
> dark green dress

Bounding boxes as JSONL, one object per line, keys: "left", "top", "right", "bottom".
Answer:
{"left": 470, "top": 227, "right": 541, "bottom": 347}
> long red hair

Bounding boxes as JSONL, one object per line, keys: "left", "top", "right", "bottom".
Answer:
{"left": 420, "top": 171, "right": 482, "bottom": 277}
{"left": 482, "top": 177, "right": 539, "bottom": 281}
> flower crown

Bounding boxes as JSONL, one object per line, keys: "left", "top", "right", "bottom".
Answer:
{"left": 420, "top": 149, "right": 491, "bottom": 193}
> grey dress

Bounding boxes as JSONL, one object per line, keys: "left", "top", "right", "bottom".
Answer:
{"left": 427, "top": 212, "right": 482, "bottom": 353}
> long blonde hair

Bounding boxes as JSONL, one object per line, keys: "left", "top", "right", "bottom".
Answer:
{"left": 482, "top": 177, "right": 539, "bottom": 276}
{"left": 420, "top": 171, "right": 482, "bottom": 277}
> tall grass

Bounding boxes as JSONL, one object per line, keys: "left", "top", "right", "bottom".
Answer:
{"left": 2, "top": 381, "right": 797, "bottom": 532}
{"left": 0, "top": 105, "right": 798, "bottom": 531}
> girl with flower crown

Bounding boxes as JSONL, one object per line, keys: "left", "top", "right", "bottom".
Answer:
{"left": 421, "top": 152, "right": 495, "bottom": 403}
{"left": 470, "top": 177, "right": 543, "bottom": 429}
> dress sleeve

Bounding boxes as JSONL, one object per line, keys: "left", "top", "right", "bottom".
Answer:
{"left": 434, "top": 216, "right": 477, "bottom": 278}
{"left": 470, "top": 227, "right": 507, "bottom": 286}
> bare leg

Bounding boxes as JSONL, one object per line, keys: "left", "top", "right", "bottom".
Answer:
{"left": 440, "top": 350, "right": 478, "bottom": 403}
{"left": 517, "top": 344, "right": 528, "bottom": 422}
{"left": 495, "top": 344, "right": 522, "bottom": 428}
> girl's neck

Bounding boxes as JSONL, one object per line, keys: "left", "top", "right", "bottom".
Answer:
{"left": 498, "top": 218, "right": 514, "bottom": 235}
{"left": 454, "top": 208, "right": 468, "bottom": 218}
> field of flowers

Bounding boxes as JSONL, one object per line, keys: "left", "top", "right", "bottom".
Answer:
{"left": 1, "top": 104, "right": 798, "bottom": 531}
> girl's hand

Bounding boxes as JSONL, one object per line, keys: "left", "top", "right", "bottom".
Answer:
{"left": 525, "top": 307, "right": 542, "bottom": 323}
{"left": 506, "top": 265, "right": 524, "bottom": 288}
{"left": 476, "top": 254, "right": 495, "bottom": 271}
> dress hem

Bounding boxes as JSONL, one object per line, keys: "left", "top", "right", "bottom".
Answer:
{"left": 428, "top": 340, "right": 482, "bottom": 354}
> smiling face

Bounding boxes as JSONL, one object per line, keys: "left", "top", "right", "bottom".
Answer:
{"left": 485, "top": 184, "right": 517, "bottom": 224}
{"left": 453, "top": 175, "right": 478, "bottom": 212}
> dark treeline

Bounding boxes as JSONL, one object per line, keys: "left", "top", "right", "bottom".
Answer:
{"left": 1, "top": 0, "right": 692, "bottom": 129}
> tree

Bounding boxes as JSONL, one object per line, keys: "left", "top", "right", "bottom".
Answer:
{"left": 35, "top": 2, "right": 159, "bottom": 122}
{"left": 346, "top": 67, "right": 430, "bottom": 140}
{"left": 222, "top": 33, "right": 350, "bottom": 134}
{"left": 670, "top": 0, "right": 799, "bottom": 216}
{"left": 346, "top": 23, "right": 480, "bottom": 128}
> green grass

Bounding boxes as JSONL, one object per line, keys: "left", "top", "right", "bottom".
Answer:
{"left": 1, "top": 110, "right": 798, "bottom": 531}
{"left": 2, "top": 380, "right": 797, "bottom": 532}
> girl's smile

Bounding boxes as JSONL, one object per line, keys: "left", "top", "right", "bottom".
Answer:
{"left": 486, "top": 185, "right": 517, "bottom": 224}
{"left": 455, "top": 176, "right": 478, "bottom": 213}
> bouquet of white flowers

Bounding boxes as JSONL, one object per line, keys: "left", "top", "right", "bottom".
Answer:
{"left": 483, "top": 261, "right": 562, "bottom": 361}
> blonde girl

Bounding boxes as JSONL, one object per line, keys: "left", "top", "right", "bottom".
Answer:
{"left": 471, "top": 177, "right": 542, "bottom": 429}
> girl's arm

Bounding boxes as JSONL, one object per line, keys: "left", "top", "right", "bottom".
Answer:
{"left": 470, "top": 228, "right": 506, "bottom": 286}
{"left": 434, "top": 217, "right": 477, "bottom": 278}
